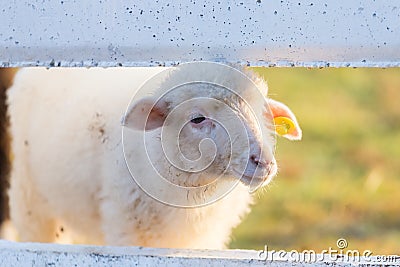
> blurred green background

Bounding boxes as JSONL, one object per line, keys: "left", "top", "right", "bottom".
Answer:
{"left": 229, "top": 68, "right": 400, "bottom": 255}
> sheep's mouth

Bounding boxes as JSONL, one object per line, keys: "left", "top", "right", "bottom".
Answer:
{"left": 240, "top": 175, "right": 266, "bottom": 186}
{"left": 233, "top": 170, "right": 267, "bottom": 187}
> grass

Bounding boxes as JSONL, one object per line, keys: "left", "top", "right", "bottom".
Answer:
{"left": 229, "top": 68, "right": 400, "bottom": 255}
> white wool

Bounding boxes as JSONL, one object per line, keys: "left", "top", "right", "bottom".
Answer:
{"left": 6, "top": 66, "right": 278, "bottom": 249}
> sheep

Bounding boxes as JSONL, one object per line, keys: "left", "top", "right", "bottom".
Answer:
{"left": 7, "top": 63, "right": 301, "bottom": 249}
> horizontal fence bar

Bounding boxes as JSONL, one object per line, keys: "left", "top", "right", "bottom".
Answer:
{"left": 1, "top": 1, "right": 399, "bottom": 67}
{"left": 1, "top": 241, "right": 399, "bottom": 267}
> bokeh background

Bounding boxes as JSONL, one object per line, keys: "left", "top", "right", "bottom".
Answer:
{"left": 229, "top": 68, "right": 400, "bottom": 255}
{"left": 0, "top": 68, "right": 399, "bottom": 254}
{"left": 0, "top": 68, "right": 15, "bottom": 226}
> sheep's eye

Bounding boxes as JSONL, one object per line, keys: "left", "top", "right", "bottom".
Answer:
{"left": 190, "top": 116, "right": 206, "bottom": 124}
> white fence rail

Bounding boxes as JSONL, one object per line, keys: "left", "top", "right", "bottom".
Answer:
{"left": 1, "top": 241, "right": 399, "bottom": 267}
{"left": 0, "top": 1, "right": 399, "bottom": 67}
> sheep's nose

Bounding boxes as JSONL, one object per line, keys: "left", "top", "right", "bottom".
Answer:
{"left": 250, "top": 155, "right": 269, "bottom": 168}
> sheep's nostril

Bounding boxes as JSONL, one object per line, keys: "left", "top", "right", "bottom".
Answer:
{"left": 250, "top": 155, "right": 267, "bottom": 168}
{"left": 250, "top": 155, "right": 257, "bottom": 165}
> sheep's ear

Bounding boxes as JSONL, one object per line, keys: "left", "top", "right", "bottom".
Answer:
{"left": 266, "top": 99, "right": 302, "bottom": 140}
{"left": 124, "top": 97, "right": 168, "bottom": 131}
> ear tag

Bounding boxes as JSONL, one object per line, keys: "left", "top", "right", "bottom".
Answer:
{"left": 273, "top": 116, "right": 295, "bottom": 136}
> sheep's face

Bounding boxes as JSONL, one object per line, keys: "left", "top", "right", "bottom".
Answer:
{"left": 123, "top": 63, "right": 302, "bottom": 206}
{"left": 125, "top": 84, "right": 301, "bottom": 192}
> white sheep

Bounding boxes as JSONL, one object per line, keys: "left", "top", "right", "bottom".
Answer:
{"left": 7, "top": 63, "right": 301, "bottom": 249}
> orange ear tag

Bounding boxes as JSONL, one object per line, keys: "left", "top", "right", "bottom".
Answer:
{"left": 273, "top": 116, "right": 296, "bottom": 136}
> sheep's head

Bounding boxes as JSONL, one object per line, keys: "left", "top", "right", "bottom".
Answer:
{"left": 123, "top": 62, "right": 301, "bottom": 207}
